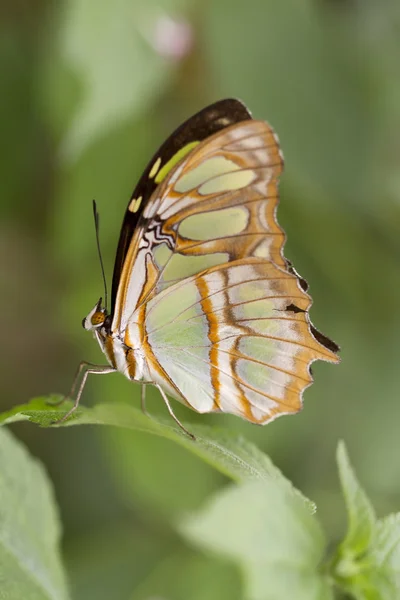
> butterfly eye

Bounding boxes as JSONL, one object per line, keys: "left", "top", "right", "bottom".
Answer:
{"left": 90, "top": 311, "right": 105, "bottom": 327}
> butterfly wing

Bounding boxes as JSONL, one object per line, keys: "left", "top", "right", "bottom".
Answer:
{"left": 143, "top": 259, "right": 338, "bottom": 423}
{"left": 111, "top": 102, "right": 339, "bottom": 423}
{"left": 112, "top": 117, "right": 285, "bottom": 333}
{"left": 110, "top": 98, "right": 252, "bottom": 313}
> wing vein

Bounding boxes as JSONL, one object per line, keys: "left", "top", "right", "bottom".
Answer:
{"left": 179, "top": 347, "right": 295, "bottom": 410}
{"left": 144, "top": 276, "right": 298, "bottom": 335}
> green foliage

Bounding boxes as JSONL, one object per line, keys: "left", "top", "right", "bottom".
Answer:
{"left": 182, "top": 480, "right": 332, "bottom": 600}
{"left": 0, "top": 428, "right": 70, "bottom": 600}
{"left": 337, "top": 443, "right": 376, "bottom": 556}
{"left": 332, "top": 443, "right": 400, "bottom": 599}
{"left": 1, "top": 400, "right": 400, "bottom": 599}
{"left": 0, "top": 397, "right": 309, "bottom": 493}
{"left": 337, "top": 441, "right": 376, "bottom": 556}
{"left": 50, "top": 0, "right": 192, "bottom": 160}
{"left": 372, "top": 516, "right": 400, "bottom": 593}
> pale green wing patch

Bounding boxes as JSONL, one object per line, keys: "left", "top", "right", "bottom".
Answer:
{"left": 153, "top": 243, "right": 229, "bottom": 283}
{"left": 179, "top": 206, "right": 249, "bottom": 241}
{"left": 155, "top": 141, "right": 200, "bottom": 185}
{"left": 174, "top": 155, "right": 241, "bottom": 193}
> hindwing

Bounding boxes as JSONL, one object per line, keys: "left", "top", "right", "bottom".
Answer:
{"left": 142, "top": 259, "right": 338, "bottom": 422}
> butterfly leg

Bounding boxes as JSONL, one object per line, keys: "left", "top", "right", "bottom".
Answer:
{"left": 140, "top": 383, "right": 151, "bottom": 418}
{"left": 52, "top": 362, "right": 115, "bottom": 425}
{"left": 155, "top": 383, "right": 196, "bottom": 440}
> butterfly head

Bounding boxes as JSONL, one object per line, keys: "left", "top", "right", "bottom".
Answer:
{"left": 82, "top": 297, "right": 108, "bottom": 331}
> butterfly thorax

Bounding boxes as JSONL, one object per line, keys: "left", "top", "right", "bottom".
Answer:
{"left": 82, "top": 298, "right": 149, "bottom": 382}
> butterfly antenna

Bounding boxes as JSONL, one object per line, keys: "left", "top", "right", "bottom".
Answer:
{"left": 92, "top": 200, "right": 108, "bottom": 312}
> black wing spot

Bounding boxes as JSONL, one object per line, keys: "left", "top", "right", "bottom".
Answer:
{"left": 285, "top": 259, "right": 309, "bottom": 291}
{"left": 297, "top": 276, "right": 309, "bottom": 292}
{"left": 310, "top": 325, "right": 340, "bottom": 353}
{"left": 285, "top": 303, "right": 305, "bottom": 314}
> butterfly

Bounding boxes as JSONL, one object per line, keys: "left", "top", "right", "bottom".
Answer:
{"left": 60, "top": 99, "right": 339, "bottom": 436}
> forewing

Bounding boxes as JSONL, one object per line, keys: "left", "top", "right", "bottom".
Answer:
{"left": 110, "top": 98, "right": 251, "bottom": 312}
{"left": 112, "top": 118, "right": 285, "bottom": 333}
{"left": 141, "top": 259, "right": 339, "bottom": 424}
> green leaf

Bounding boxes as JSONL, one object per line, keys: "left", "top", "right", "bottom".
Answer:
{"left": 103, "top": 426, "right": 223, "bottom": 518}
{"left": 337, "top": 440, "right": 376, "bottom": 556}
{"left": 0, "top": 398, "right": 311, "bottom": 505}
{"left": 0, "top": 428, "right": 70, "bottom": 600}
{"left": 373, "top": 514, "right": 400, "bottom": 574}
{"left": 332, "top": 442, "right": 400, "bottom": 600}
{"left": 53, "top": 0, "right": 191, "bottom": 160}
{"left": 369, "top": 514, "right": 400, "bottom": 596}
{"left": 181, "top": 480, "right": 332, "bottom": 600}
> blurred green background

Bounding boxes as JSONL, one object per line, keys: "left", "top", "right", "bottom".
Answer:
{"left": 2, "top": 0, "right": 400, "bottom": 598}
